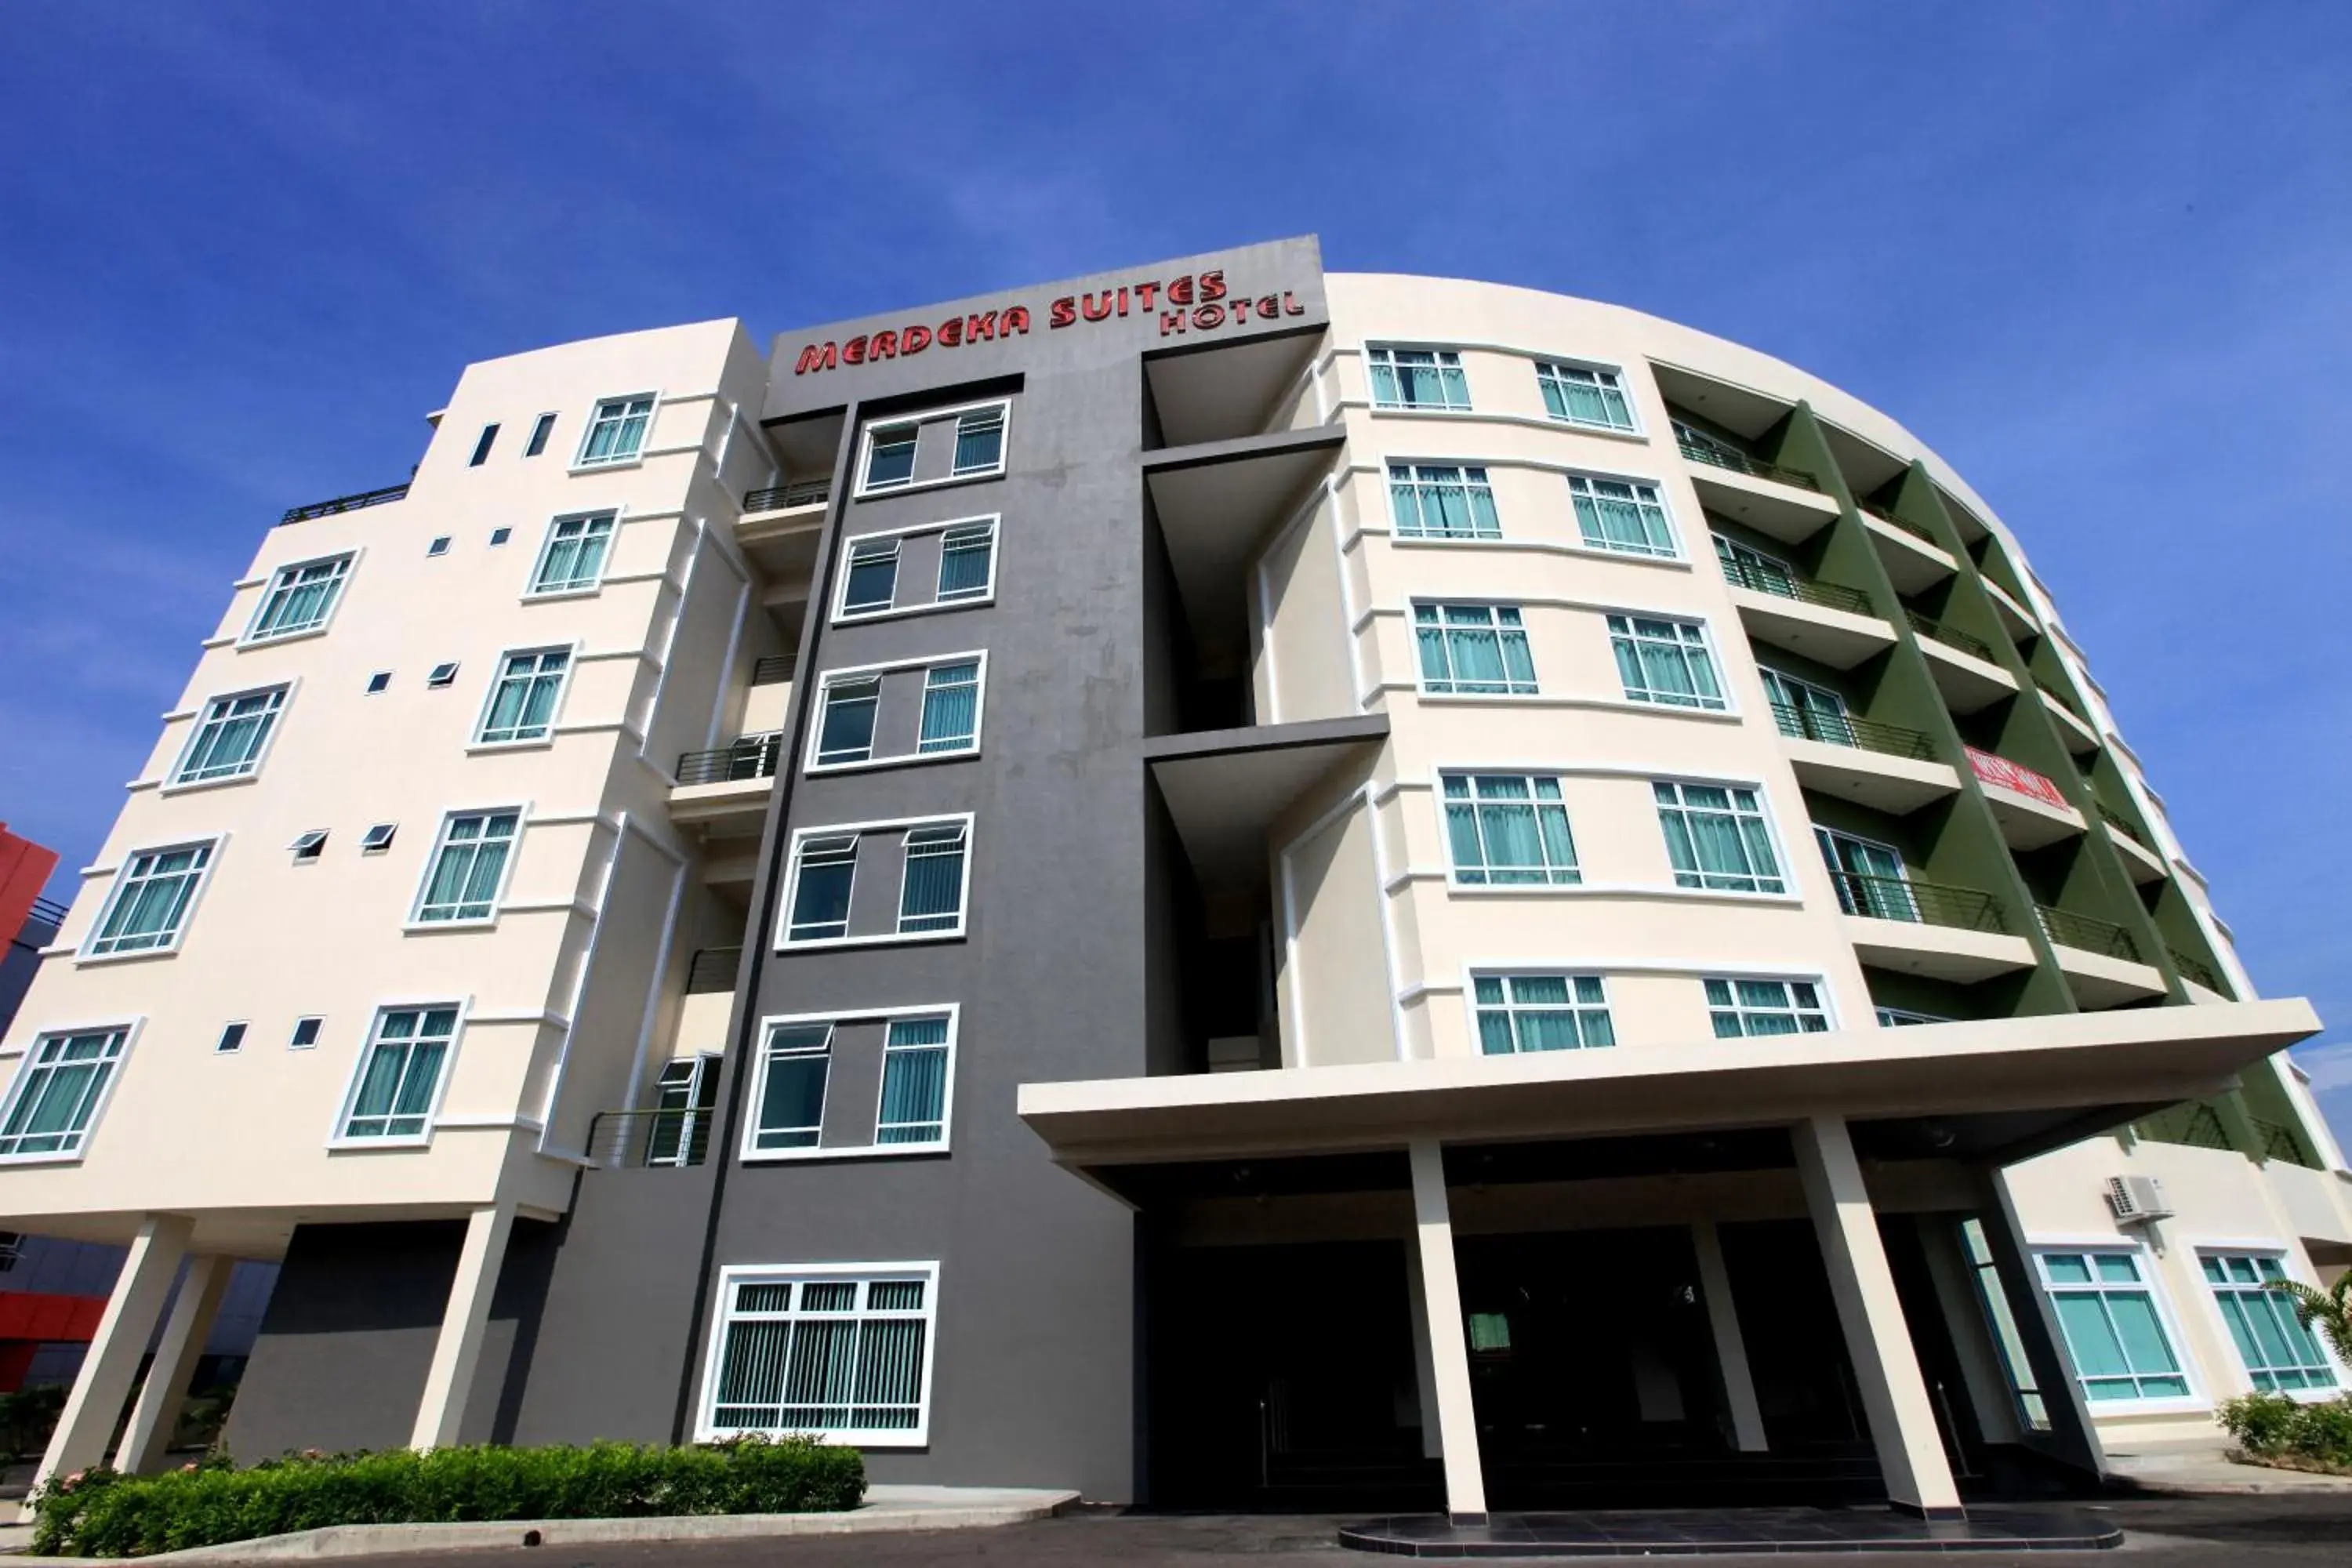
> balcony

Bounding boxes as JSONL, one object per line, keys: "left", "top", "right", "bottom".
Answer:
{"left": 1855, "top": 500, "right": 1958, "bottom": 594}
{"left": 1965, "top": 746, "right": 2085, "bottom": 850}
{"left": 1719, "top": 557, "right": 1895, "bottom": 670}
{"left": 2037, "top": 681, "right": 2101, "bottom": 754}
{"left": 1907, "top": 611, "right": 2018, "bottom": 713}
{"left": 2170, "top": 946, "right": 2229, "bottom": 1000}
{"left": 1672, "top": 425, "right": 1840, "bottom": 545}
{"left": 2035, "top": 905, "right": 2167, "bottom": 1008}
{"left": 1774, "top": 705, "right": 1960, "bottom": 815}
{"left": 743, "top": 477, "right": 831, "bottom": 514}
{"left": 1982, "top": 577, "right": 2040, "bottom": 641}
{"left": 584, "top": 1107, "right": 713, "bottom": 1169}
{"left": 1831, "top": 871, "right": 2038, "bottom": 983}
{"left": 280, "top": 483, "right": 408, "bottom": 524}
{"left": 2097, "top": 803, "right": 2169, "bottom": 884}
{"left": 670, "top": 731, "right": 782, "bottom": 832}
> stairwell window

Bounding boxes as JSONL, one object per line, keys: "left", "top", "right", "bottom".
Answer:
{"left": 0, "top": 1028, "right": 129, "bottom": 1159}
{"left": 244, "top": 554, "right": 354, "bottom": 644}
{"left": 2201, "top": 1253, "right": 2339, "bottom": 1394}
{"left": 172, "top": 685, "right": 289, "bottom": 786}
{"left": 751, "top": 1023, "right": 832, "bottom": 1151}
{"left": 1368, "top": 346, "right": 1471, "bottom": 411}
{"left": 412, "top": 811, "right": 519, "bottom": 924}
{"left": 529, "top": 513, "right": 616, "bottom": 595}
{"left": 1609, "top": 615, "right": 1726, "bottom": 709}
{"left": 475, "top": 649, "right": 571, "bottom": 745}
{"left": 1390, "top": 464, "right": 1501, "bottom": 540}
{"left": 1654, "top": 781, "right": 1784, "bottom": 894}
{"left": 575, "top": 394, "right": 654, "bottom": 466}
{"left": 1570, "top": 476, "right": 1676, "bottom": 558}
{"left": 339, "top": 1006, "right": 457, "bottom": 1141}
{"left": 916, "top": 663, "right": 981, "bottom": 754}
{"left": 2034, "top": 1249, "right": 2192, "bottom": 1405}
{"left": 469, "top": 424, "right": 499, "bottom": 466}
{"left": 1704, "top": 977, "right": 1828, "bottom": 1037}
{"left": 1473, "top": 974, "right": 1614, "bottom": 1053}
{"left": 1442, "top": 773, "right": 1580, "bottom": 885}
{"left": 524, "top": 412, "right": 557, "bottom": 457}
{"left": 87, "top": 843, "right": 215, "bottom": 956}
{"left": 702, "top": 1265, "right": 938, "bottom": 1444}
{"left": 1537, "top": 361, "right": 1637, "bottom": 431}
{"left": 1414, "top": 603, "right": 1537, "bottom": 695}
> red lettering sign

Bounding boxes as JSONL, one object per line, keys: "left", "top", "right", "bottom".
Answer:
{"left": 1965, "top": 746, "right": 2070, "bottom": 810}
{"left": 789, "top": 276, "right": 1304, "bottom": 372}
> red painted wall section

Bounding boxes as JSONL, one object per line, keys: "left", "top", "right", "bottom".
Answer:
{"left": 0, "top": 824, "right": 61, "bottom": 946}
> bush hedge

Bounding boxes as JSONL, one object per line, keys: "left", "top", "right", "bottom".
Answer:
{"left": 31, "top": 1437, "right": 865, "bottom": 1558}
{"left": 2218, "top": 1392, "right": 2352, "bottom": 1471}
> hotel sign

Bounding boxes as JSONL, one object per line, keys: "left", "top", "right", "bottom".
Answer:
{"left": 790, "top": 269, "right": 1310, "bottom": 376}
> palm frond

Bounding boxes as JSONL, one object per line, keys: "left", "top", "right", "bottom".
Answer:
{"left": 2267, "top": 1276, "right": 2352, "bottom": 1366}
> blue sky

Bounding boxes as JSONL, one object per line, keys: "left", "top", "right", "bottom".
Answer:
{"left": 2, "top": 5, "right": 2347, "bottom": 1132}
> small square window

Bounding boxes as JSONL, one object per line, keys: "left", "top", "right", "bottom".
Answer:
{"left": 366, "top": 671, "right": 392, "bottom": 694}
{"left": 290, "top": 829, "right": 328, "bottom": 862}
{"left": 427, "top": 662, "right": 459, "bottom": 688}
{"left": 215, "top": 1022, "right": 247, "bottom": 1054}
{"left": 361, "top": 822, "right": 397, "bottom": 854}
{"left": 489, "top": 527, "right": 511, "bottom": 546}
{"left": 469, "top": 424, "right": 499, "bottom": 466}
{"left": 524, "top": 412, "right": 557, "bottom": 458}
{"left": 427, "top": 536, "right": 452, "bottom": 557}
{"left": 289, "top": 1017, "right": 322, "bottom": 1050}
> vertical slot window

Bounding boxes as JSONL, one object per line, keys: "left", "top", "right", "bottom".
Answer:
{"left": 898, "top": 826, "right": 967, "bottom": 935}
{"left": 916, "top": 663, "right": 981, "bottom": 755}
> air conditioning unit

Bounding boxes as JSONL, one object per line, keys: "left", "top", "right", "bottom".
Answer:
{"left": 2106, "top": 1174, "right": 2174, "bottom": 1224}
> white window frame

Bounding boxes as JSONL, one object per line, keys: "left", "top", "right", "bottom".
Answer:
{"left": 2029, "top": 1239, "right": 2205, "bottom": 1414}
{"left": 1652, "top": 777, "right": 1791, "bottom": 898}
{"left": 831, "top": 515, "right": 1000, "bottom": 624}
{"left": 1875, "top": 1006, "right": 1948, "bottom": 1027}
{"left": 1702, "top": 975, "right": 1834, "bottom": 1038}
{"left": 406, "top": 808, "right": 525, "bottom": 930}
{"left": 166, "top": 682, "right": 292, "bottom": 790}
{"left": 742, "top": 1004, "right": 960, "bottom": 1163}
{"left": 697, "top": 1261, "right": 942, "bottom": 1446}
{"left": 2190, "top": 1243, "right": 2347, "bottom": 1400}
{"left": 1438, "top": 771, "right": 1581, "bottom": 887}
{"left": 1388, "top": 462, "right": 1503, "bottom": 542}
{"left": 1534, "top": 358, "right": 1642, "bottom": 434}
{"left": 1568, "top": 472, "right": 1681, "bottom": 560}
{"left": 852, "top": 397, "right": 1013, "bottom": 499}
{"left": 524, "top": 411, "right": 558, "bottom": 458}
{"left": 1366, "top": 344, "right": 1473, "bottom": 412}
{"left": 1411, "top": 601, "right": 1540, "bottom": 697}
{"left": 572, "top": 391, "right": 658, "bottom": 470}
{"left": 81, "top": 838, "right": 222, "bottom": 961}
{"left": 1465, "top": 972, "right": 1615, "bottom": 1054}
{"left": 526, "top": 510, "right": 620, "bottom": 599}
{"left": 241, "top": 551, "right": 357, "bottom": 646}
{"left": 0, "top": 1020, "right": 139, "bottom": 1164}
{"left": 803, "top": 652, "right": 989, "bottom": 775}
{"left": 1607, "top": 612, "right": 1730, "bottom": 711}
{"left": 328, "top": 1000, "right": 466, "bottom": 1149}
{"left": 774, "top": 815, "right": 975, "bottom": 952}
{"left": 471, "top": 646, "right": 577, "bottom": 749}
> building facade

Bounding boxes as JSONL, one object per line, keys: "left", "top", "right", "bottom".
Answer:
{"left": 4, "top": 239, "right": 2345, "bottom": 1516}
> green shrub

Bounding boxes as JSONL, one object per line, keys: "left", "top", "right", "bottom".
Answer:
{"left": 31, "top": 1437, "right": 864, "bottom": 1557}
{"left": 2219, "top": 1391, "right": 2352, "bottom": 1468}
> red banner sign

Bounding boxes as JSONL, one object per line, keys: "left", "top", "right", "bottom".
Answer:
{"left": 1965, "top": 746, "right": 2069, "bottom": 810}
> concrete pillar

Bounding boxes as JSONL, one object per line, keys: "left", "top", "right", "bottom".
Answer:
{"left": 115, "top": 1254, "right": 231, "bottom": 1473}
{"left": 1403, "top": 1243, "right": 1443, "bottom": 1459}
{"left": 1792, "top": 1116, "right": 1963, "bottom": 1519}
{"left": 1984, "top": 1169, "right": 2107, "bottom": 1479}
{"left": 1691, "top": 1221, "right": 1769, "bottom": 1453}
{"left": 409, "top": 1204, "right": 514, "bottom": 1450}
{"left": 1407, "top": 1141, "right": 1487, "bottom": 1523}
{"left": 32, "top": 1214, "right": 191, "bottom": 1494}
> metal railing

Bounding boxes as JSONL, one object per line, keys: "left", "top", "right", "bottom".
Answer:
{"left": 1717, "top": 556, "right": 1875, "bottom": 617}
{"left": 2253, "top": 1118, "right": 2310, "bottom": 1166}
{"left": 1905, "top": 609, "right": 1998, "bottom": 663}
{"left": 585, "top": 1107, "right": 713, "bottom": 1169}
{"left": 686, "top": 946, "right": 743, "bottom": 994}
{"left": 1769, "top": 702, "right": 1936, "bottom": 760}
{"left": 2034, "top": 675, "right": 2088, "bottom": 722}
{"left": 676, "top": 732, "right": 782, "bottom": 786}
{"left": 281, "top": 484, "right": 409, "bottom": 524}
{"left": 743, "top": 477, "right": 832, "bottom": 513}
{"left": 2168, "top": 946, "right": 2224, "bottom": 993}
{"left": 2034, "top": 905, "right": 2142, "bottom": 962}
{"left": 1828, "top": 871, "right": 2009, "bottom": 932}
{"left": 27, "top": 896, "right": 69, "bottom": 930}
{"left": 2096, "top": 800, "right": 2152, "bottom": 851}
{"left": 1855, "top": 497, "right": 1940, "bottom": 546}
{"left": 1671, "top": 423, "right": 1822, "bottom": 492}
{"left": 751, "top": 654, "right": 797, "bottom": 686}
{"left": 2170, "top": 1103, "right": 2234, "bottom": 1151}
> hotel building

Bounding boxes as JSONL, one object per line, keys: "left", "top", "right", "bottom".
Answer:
{"left": 4, "top": 238, "right": 2345, "bottom": 1519}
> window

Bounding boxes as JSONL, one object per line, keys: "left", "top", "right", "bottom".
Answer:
{"left": 1761, "top": 666, "right": 1853, "bottom": 746}
{"left": 1570, "top": 476, "right": 1675, "bottom": 557}
{"left": 216, "top": 1022, "right": 247, "bottom": 1054}
{"left": 1389, "top": 464, "right": 1501, "bottom": 540}
{"left": 815, "top": 678, "right": 881, "bottom": 766}
{"left": 1537, "top": 361, "right": 1636, "bottom": 431}
{"left": 489, "top": 527, "right": 511, "bottom": 547}
{"left": 1959, "top": 1218, "right": 2053, "bottom": 1430}
{"left": 475, "top": 649, "right": 570, "bottom": 745}
{"left": 899, "top": 825, "right": 967, "bottom": 933}
{"left": 1442, "top": 773, "right": 1580, "bottom": 885}
{"left": 524, "top": 412, "right": 556, "bottom": 458}
{"left": 426, "top": 536, "right": 452, "bottom": 557}
{"left": 1368, "top": 346, "right": 1471, "bottom": 411}
{"left": 245, "top": 554, "right": 354, "bottom": 643}
{"left": 289, "top": 1017, "right": 322, "bottom": 1049}
{"left": 426, "top": 662, "right": 459, "bottom": 688}
{"left": 413, "top": 811, "right": 519, "bottom": 924}
{"left": 862, "top": 423, "right": 919, "bottom": 491}
{"left": 916, "top": 662, "right": 980, "bottom": 754}
{"left": 1817, "top": 827, "right": 1915, "bottom": 921}
{"left": 0, "top": 1029, "right": 127, "bottom": 1157}
{"left": 786, "top": 835, "right": 858, "bottom": 942}
{"left": 1609, "top": 615, "right": 1725, "bottom": 710}
{"left": 951, "top": 406, "right": 1005, "bottom": 476}
{"left": 361, "top": 822, "right": 397, "bottom": 854}
{"left": 289, "top": 829, "right": 328, "bottom": 863}
{"left": 469, "top": 424, "right": 499, "bottom": 466}
{"left": 576, "top": 395, "right": 653, "bottom": 466}
{"left": 751, "top": 1023, "right": 831, "bottom": 1150}
{"left": 172, "top": 686, "right": 288, "bottom": 786}
{"left": 841, "top": 539, "right": 900, "bottom": 615}
{"left": 1877, "top": 1007, "right": 1947, "bottom": 1027}
{"left": 366, "top": 671, "right": 392, "bottom": 694}
{"left": 340, "top": 1006, "right": 456, "bottom": 1139}
{"left": 1704, "top": 977, "right": 1828, "bottom": 1037}
{"left": 877, "top": 1018, "right": 950, "bottom": 1145}
{"left": 936, "top": 523, "right": 996, "bottom": 601}
{"left": 1473, "top": 975, "right": 1613, "bottom": 1054}
{"left": 1715, "top": 533, "right": 1798, "bottom": 597}
{"left": 2202, "top": 1254, "right": 2339, "bottom": 1393}
{"left": 704, "top": 1266, "right": 937, "bottom": 1443}
{"left": 87, "top": 842, "right": 212, "bottom": 956}
{"left": 1414, "top": 603, "right": 1537, "bottom": 695}
{"left": 530, "top": 513, "right": 615, "bottom": 595}
{"left": 1653, "top": 781, "right": 1784, "bottom": 893}
{"left": 2035, "top": 1249, "right": 2191, "bottom": 1404}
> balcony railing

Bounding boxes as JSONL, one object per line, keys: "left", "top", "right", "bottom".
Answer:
{"left": 585, "top": 1107, "right": 713, "bottom": 1169}
{"left": 1717, "top": 557, "right": 1875, "bottom": 617}
{"left": 677, "top": 732, "right": 782, "bottom": 786}
{"left": 2035, "top": 905, "right": 2142, "bottom": 962}
{"left": 686, "top": 946, "right": 743, "bottom": 994}
{"left": 2253, "top": 1118, "right": 2310, "bottom": 1165}
{"left": 2168, "top": 946, "right": 2223, "bottom": 993}
{"left": 1905, "top": 609, "right": 1998, "bottom": 664}
{"left": 281, "top": 484, "right": 409, "bottom": 524}
{"left": 743, "top": 477, "right": 832, "bottom": 513}
{"left": 2034, "top": 675, "right": 2088, "bottom": 722}
{"left": 751, "top": 654, "right": 797, "bottom": 686}
{"left": 1769, "top": 703, "right": 1936, "bottom": 760}
{"left": 27, "top": 895, "right": 69, "bottom": 930}
{"left": 1828, "top": 871, "right": 2010, "bottom": 933}
{"left": 1855, "top": 497, "right": 1939, "bottom": 546}
{"left": 2096, "top": 800, "right": 2152, "bottom": 851}
{"left": 1671, "top": 423, "right": 1821, "bottom": 492}
{"left": 2169, "top": 1102, "right": 2234, "bottom": 1151}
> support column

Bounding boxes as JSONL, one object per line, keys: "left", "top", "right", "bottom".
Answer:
{"left": 32, "top": 1214, "right": 191, "bottom": 1494}
{"left": 1792, "top": 1116, "right": 1963, "bottom": 1519}
{"left": 1403, "top": 1242, "right": 1443, "bottom": 1459}
{"left": 1983, "top": 1169, "right": 2107, "bottom": 1478}
{"left": 1691, "top": 1221, "right": 1768, "bottom": 1453}
{"left": 410, "top": 1204, "right": 514, "bottom": 1451}
{"left": 116, "top": 1254, "right": 231, "bottom": 1473}
{"left": 1407, "top": 1141, "right": 1486, "bottom": 1523}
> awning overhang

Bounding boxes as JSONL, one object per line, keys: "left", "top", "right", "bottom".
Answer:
{"left": 1145, "top": 715, "right": 1388, "bottom": 899}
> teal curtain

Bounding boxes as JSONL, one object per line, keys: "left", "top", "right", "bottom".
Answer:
{"left": 877, "top": 1019, "right": 949, "bottom": 1142}
{"left": 953, "top": 412, "right": 1004, "bottom": 473}
{"left": 937, "top": 528, "right": 993, "bottom": 598}
{"left": 899, "top": 838, "right": 964, "bottom": 931}
{"left": 917, "top": 666, "right": 980, "bottom": 753}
